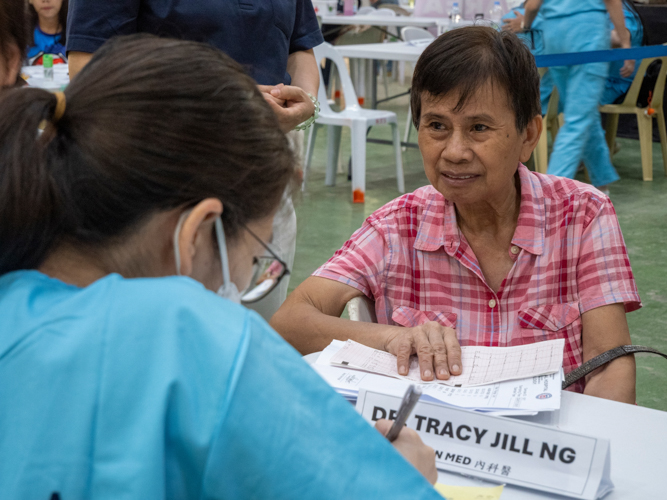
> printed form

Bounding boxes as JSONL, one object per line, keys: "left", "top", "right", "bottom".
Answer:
{"left": 329, "top": 339, "right": 564, "bottom": 387}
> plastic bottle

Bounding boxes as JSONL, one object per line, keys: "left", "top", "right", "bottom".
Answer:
{"left": 490, "top": 1, "right": 503, "bottom": 25}
{"left": 43, "top": 54, "right": 54, "bottom": 81}
{"left": 343, "top": 0, "right": 354, "bottom": 16}
{"left": 451, "top": 2, "right": 461, "bottom": 24}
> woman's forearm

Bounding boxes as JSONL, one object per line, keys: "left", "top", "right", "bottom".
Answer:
{"left": 583, "top": 355, "right": 636, "bottom": 404}
{"left": 604, "top": 0, "right": 631, "bottom": 47}
{"left": 286, "top": 49, "right": 319, "bottom": 96}
{"left": 271, "top": 293, "right": 398, "bottom": 355}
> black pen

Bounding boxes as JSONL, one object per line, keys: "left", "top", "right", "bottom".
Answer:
{"left": 385, "top": 385, "right": 422, "bottom": 442}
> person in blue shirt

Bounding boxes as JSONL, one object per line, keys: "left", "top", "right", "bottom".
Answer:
{"left": 518, "top": 0, "right": 635, "bottom": 192}
{"left": 0, "top": 35, "right": 441, "bottom": 499}
{"left": 27, "top": 0, "right": 68, "bottom": 65}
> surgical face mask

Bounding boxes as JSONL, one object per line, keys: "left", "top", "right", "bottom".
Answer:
{"left": 173, "top": 212, "right": 242, "bottom": 304}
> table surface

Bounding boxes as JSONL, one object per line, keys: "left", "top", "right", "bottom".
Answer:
{"left": 21, "top": 64, "right": 69, "bottom": 90}
{"left": 334, "top": 41, "right": 425, "bottom": 62}
{"left": 319, "top": 13, "right": 448, "bottom": 28}
{"left": 305, "top": 353, "right": 667, "bottom": 498}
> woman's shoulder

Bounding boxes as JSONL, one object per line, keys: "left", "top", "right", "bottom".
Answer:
{"left": 366, "top": 185, "right": 444, "bottom": 226}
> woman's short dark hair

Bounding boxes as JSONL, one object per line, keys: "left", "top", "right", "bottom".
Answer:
{"left": 0, "top": 0, "right": 28, "bottom": 73}
{"left": 411, "top": 26, "right": 541, "bottom": 131}
{"left": 0, "top": 34, "right": 296, "bottom": 275}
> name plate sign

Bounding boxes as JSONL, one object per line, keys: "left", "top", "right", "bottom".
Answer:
{"left": 357, "top": 389, "right": 613, "bottom": 499}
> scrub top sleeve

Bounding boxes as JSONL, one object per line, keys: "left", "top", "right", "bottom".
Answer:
{"left": 290, "top": 0, "right": 325, "bottom": 53}
{"left": 66, "top": 0, "right": 141, "bottom": 54}
{"left": 201, "top": 313, "right": 440, "bottom": 500}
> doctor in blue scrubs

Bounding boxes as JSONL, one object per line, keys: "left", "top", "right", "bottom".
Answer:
{"left": 0, "top": 36, "right": 440, "bottom": 499}
{"left": 520, "top": 0, "right": 634, "bottom": 191}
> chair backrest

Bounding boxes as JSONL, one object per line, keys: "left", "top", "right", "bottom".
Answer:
{"left": 347, "top": 296, "right": 377, "bottom": 323}
{"left": 313, "top": 42, "right": 360, "bottom": 113}
{"left": 401, "top": 26, "right": 435, "bottom": 41}
{"left": 375, "top": 8, "right": 397, "bottom": 16}
{"left": 357, "top": 6, "right": 376, "bottom": 15}
{"left": 379, "top": 4, "right": 411, "bottom": 16}
{"left": 619, "top": 46, "right": 667, "bottom": 109}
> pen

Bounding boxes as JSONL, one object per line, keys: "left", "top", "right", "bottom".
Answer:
{"left": 385, "top": 385, "right": 422, "bottom": 442}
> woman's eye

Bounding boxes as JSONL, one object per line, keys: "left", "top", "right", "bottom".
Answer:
{"left": 473, "top": 124, "right": 488, "bottom": 132}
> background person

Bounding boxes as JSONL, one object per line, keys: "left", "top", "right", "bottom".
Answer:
{"left": 272, "top": 27, "right": 640, "bottom": 402}
{"left": 27, "top": 0, "right": 68, "bottom": 65}
{"left": 519, "top": 0, "right": 634, "bottom": 193}
{"left": 0, "top": 35, "right": 440, "bottom": 498}
{"left": 66, "top": 0, "right": 325, "bottom": 319}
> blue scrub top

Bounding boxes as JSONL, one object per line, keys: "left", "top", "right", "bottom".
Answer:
{"left": 0, "top": 271, "right": 441, "bottom": 499}
{"left": 540, "top": 0, "right": 606, "bottom": 20}
{"left": 66, "top": 0, "right": 324, "bottom": 85}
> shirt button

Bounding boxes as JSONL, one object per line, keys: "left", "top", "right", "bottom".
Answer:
{"left": 488, "top": 299, "right": 497, "bottom": 308}
{"left": 510, "top": 246, "right": 520, "bottom": 255}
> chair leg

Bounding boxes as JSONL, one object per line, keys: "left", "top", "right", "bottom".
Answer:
{"left": 382, "top": 62, "right": 390, "bottom": 99}
{"left": 656, "top": 110, "right": 667, "bottom": 176}
{"left": 403, "top": 104, "right": 413, "bottom": 153}
{"left": 604, "top": 113, "right": 620, "bottom": 158}
{"left": 636, "top": 112, "right": 654, "bottom": 181}
{"left": 390, "top": 122, "right": 405, "bottom": 193}
{"left": 350, "top": 121, "right": 368, "bottom": 203}
{"left": 534, "top": 116, "right": 549, "bottom": 174}
{"left": 302, "top": 124, "right": 319, "bottom": 191}
{"left": 325, "top": 125, "right": 342, "bottom": 187}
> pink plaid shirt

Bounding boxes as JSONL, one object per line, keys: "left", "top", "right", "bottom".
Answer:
{"left": 314, "top": 165, "right": 641, "bottom": 393}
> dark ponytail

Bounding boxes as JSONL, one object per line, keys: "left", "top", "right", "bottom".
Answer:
{"left": 0, "top": 89, "right": 67, "bottom": 274}
{"left": 0, "top": 34, "right": 296, "bottom": 275}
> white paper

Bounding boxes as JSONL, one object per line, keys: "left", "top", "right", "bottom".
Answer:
{"left": 314, "top": 341, "right": 562, "bottom": 414}
{"left": 329, "top": 339, "right": 564, "bottom": 387}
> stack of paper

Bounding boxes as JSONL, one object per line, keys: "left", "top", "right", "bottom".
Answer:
{"left": 313, "top": 340, "right": 563, "bottom": 416}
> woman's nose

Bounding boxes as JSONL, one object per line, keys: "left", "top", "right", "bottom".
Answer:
{"left": 440, "top": 130, "right": 473, "bottom": 163}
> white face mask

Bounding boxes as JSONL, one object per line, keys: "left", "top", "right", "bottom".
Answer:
{"left": 173, "top": 212, "right": 242, "bottom": 304}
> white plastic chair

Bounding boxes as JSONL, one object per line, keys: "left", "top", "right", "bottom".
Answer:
{"left": 357, "top": 6, "right": 376, "bottom": 15}
{"left": 371, "top": 8, "right": 397, "bottom": 99}
{"left": 401, "top": 27, "right": 435, "bottom": 150}
{"left": 303, "top": 43, "right": 405, "bottom": 204}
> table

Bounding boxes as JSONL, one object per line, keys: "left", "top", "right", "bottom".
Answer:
{"left": 319, "top": 13, "right": 447, "bottom": 29}
{"left": 305, "top": 352, "right": 667, "bottom": 497}
{"left": 21, "top": 64, "right": 69, "bottom": 90}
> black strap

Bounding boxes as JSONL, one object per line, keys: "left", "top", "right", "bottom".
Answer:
{"left": 563, "top": 345, "right": 667, "bottom": 390}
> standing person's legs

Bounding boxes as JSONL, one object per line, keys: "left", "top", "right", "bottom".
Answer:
{"left": 543, "top": 13, "right": 618, "bottom": 187}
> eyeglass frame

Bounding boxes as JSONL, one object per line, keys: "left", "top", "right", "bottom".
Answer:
{"left": 240, "top": 224, "right": 291, "bottom": 304}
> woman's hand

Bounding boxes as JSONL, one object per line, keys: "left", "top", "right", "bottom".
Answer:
{"left": 501, "top": 11, "right": 524, "bottom": 33}
{"left": 375, "top": 419, "right": 438, "bottom": 484}
{"left": 257, "top": 84, "right": 315, "bottom": 133}
{"left": 384, "top": 321, "right": 462, "bottom": 381}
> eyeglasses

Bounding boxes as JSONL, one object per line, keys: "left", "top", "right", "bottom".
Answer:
{"left": 240, "top": 226, "right": 291, "bottom": 304}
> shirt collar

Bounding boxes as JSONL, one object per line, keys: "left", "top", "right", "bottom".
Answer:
{"left": 413, "top": 164, "right": 545, "bottom": 256}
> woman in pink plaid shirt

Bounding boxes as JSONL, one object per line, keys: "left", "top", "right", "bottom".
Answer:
{"left": 273, "top": 27, "right": 641, "bottom": 402}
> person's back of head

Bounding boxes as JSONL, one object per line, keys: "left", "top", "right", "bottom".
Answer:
{"left": 0, "top": 0, "right": 28, "bottom": 87}
{"left": 0, "top": 34, "right": 295, "bottom": 276}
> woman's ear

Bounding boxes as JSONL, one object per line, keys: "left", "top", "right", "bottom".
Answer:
{"left": 176, "top": 198, "right": 223, "bottom": 277}
{"left": 519, "top": 114, "right": 543, "bottom": 163}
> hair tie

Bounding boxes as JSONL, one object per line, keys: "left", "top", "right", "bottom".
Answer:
{"left": 53, "top": 92, "right": 66, "bottom": 122}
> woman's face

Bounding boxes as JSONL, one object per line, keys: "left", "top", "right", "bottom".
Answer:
{"left": 417, "top": 81, "right": 532, "bottom": 208}
{"left": 29, "top": 0, "right": 63, "bottom": 21}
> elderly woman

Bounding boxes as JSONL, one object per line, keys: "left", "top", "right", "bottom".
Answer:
{"left": 272, "top": 27, "right": 641, "bottom": 402}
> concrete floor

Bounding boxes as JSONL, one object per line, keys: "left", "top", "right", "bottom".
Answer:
{"left": 290, "top": 88, "right": 667, "bottom": 412}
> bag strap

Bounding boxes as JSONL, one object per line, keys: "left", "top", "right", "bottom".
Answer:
{"left": 563, "top": 345, "right": 667, "bottom": 390}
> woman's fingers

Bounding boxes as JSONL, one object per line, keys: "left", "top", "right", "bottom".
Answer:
{"left": 427, "top": 324, "right": 450, "bottom": 380}
{"left": 443, "top": 327, "right": 462, "bottom": 375}
{"left": 395, "top": 333, "right": 414, "bottom": 376}
{"left": 414, "top": 327, "right": 435, "bottom": 380}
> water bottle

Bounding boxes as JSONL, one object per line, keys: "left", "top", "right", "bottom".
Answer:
{"left": 490, "top": 1, "right": 503, "bottom": 25}
{"left": 343, "top": 0, "right": 354, "bottom": 16}
{"left": 451, "top": 2, "right": 461, "bottom": 24}
{"left": 43, "top": 54, "right": 54, "bottom": 81}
